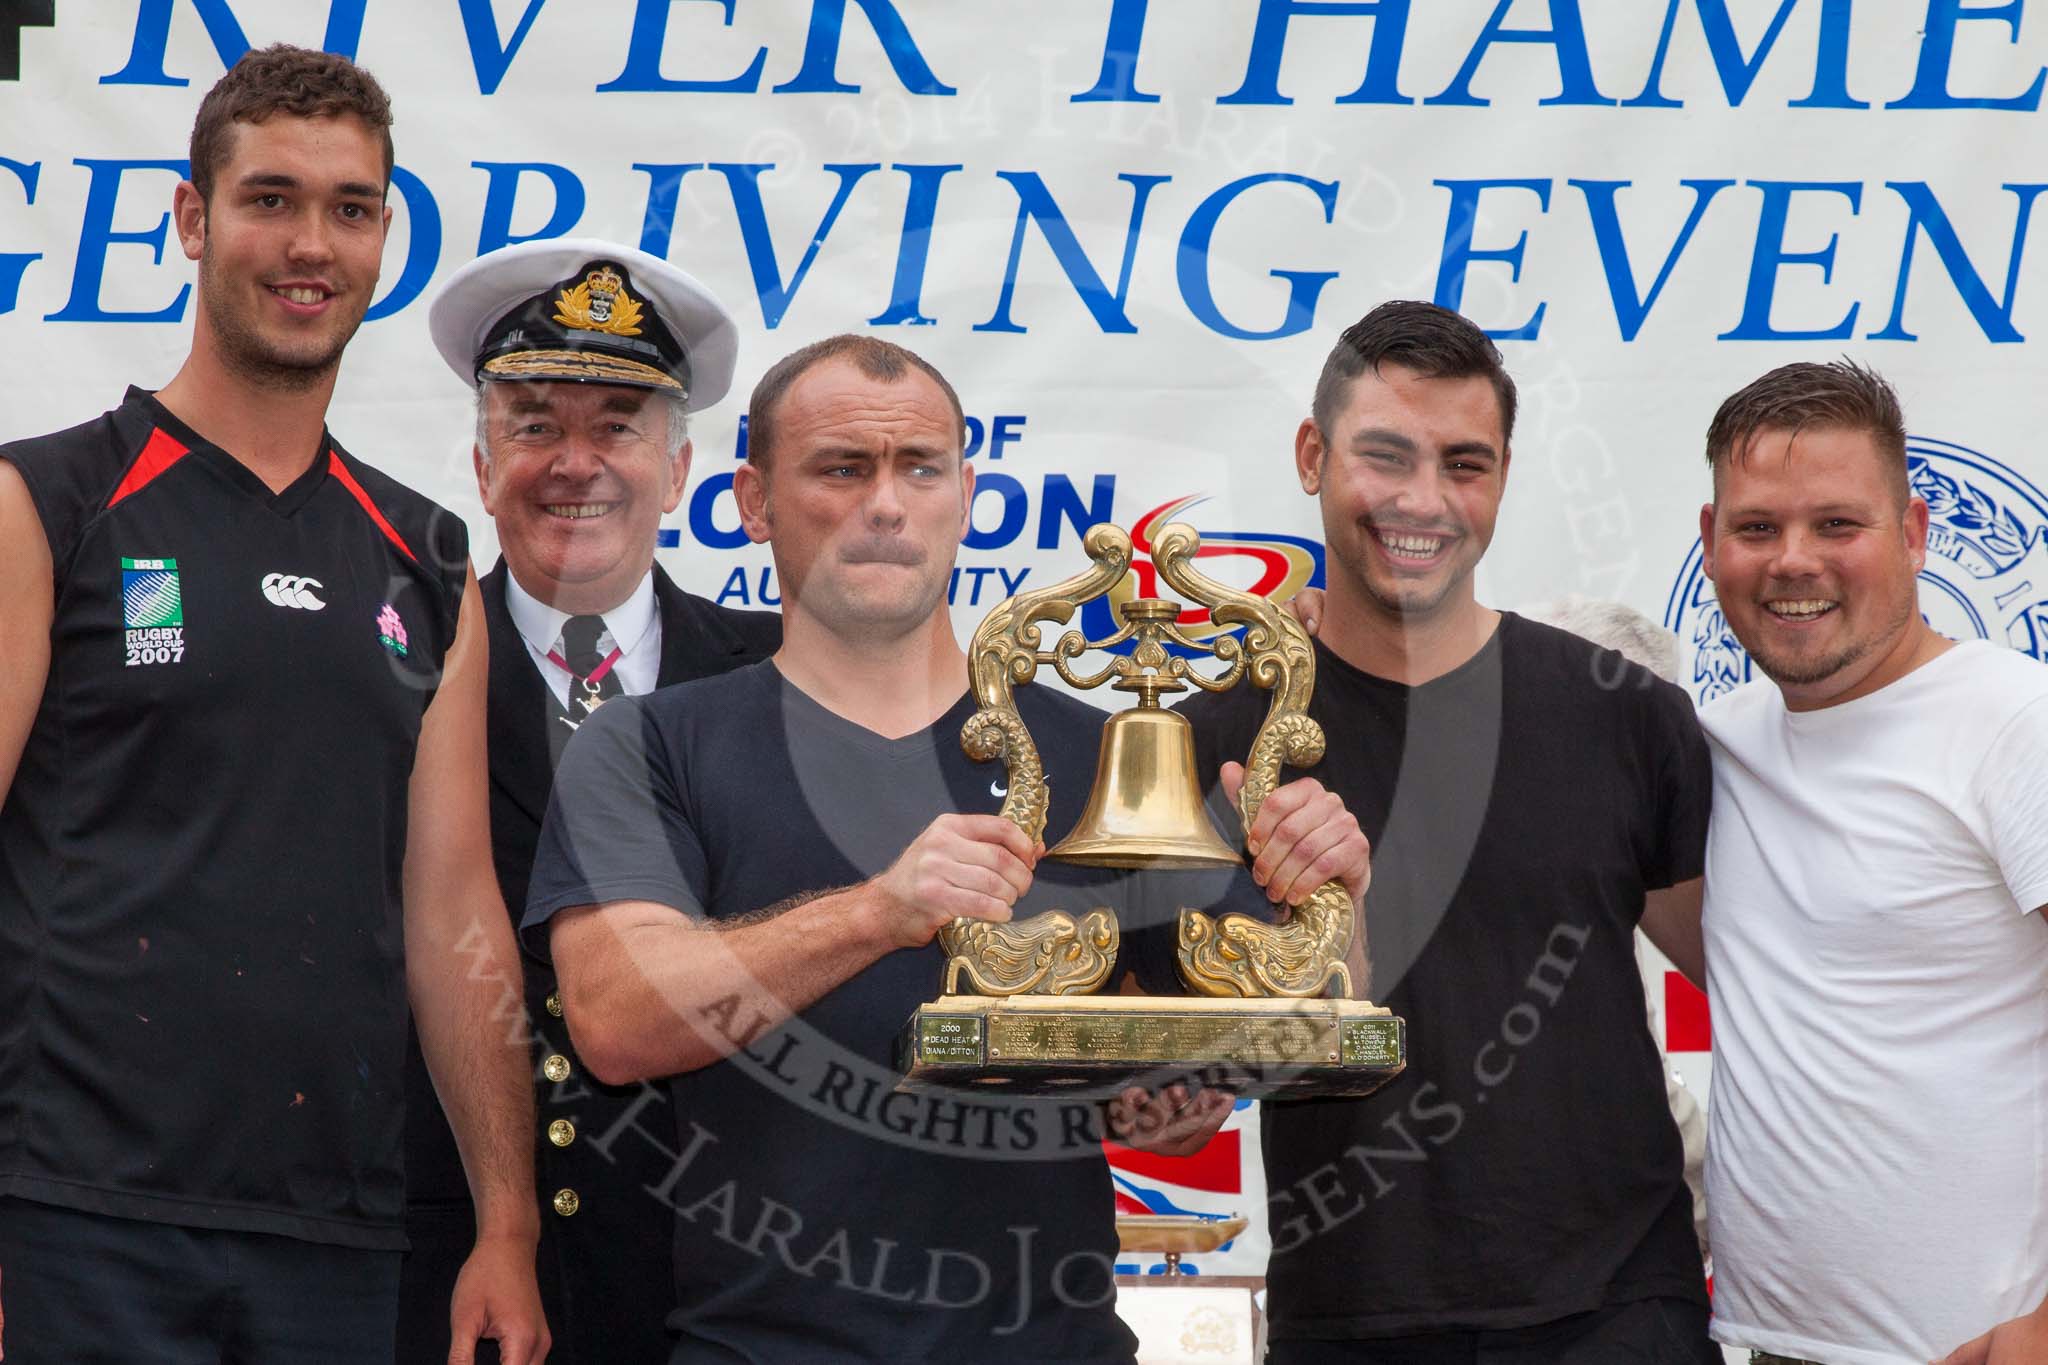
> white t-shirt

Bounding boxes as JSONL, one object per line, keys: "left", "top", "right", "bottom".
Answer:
{"left": 1701, "top": 641, "right": 2048, "bottom": 1365}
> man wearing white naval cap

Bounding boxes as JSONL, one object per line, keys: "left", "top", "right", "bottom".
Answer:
{"left": 397, "top": 240, "right": 779, "bottom": 1364}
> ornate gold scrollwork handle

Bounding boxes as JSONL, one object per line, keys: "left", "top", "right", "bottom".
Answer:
{"left": 942, "top": 523, "right": 1131, "bottom": 996}
{"left": 1149, "top": 523, "right": 1356, "bottom": 1000}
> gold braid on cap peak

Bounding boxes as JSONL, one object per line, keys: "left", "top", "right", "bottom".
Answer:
{"left": 480, "top": 350, "right": 684, "bottom": 391}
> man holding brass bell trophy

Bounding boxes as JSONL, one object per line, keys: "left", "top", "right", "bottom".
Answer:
{"left": 1183, "top": 302, "right": 1720, "bottom": 1363}
{"left": 523, "top": 333, "right": 1378, "bottom": 1360}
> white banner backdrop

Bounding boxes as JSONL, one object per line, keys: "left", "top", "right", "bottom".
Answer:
{"left": 5, "top": 0, "right": 2045, "bottom": 1288}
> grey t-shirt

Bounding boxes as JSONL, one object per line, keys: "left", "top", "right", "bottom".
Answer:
{"left": 525, "top": 661, "right": 1185, "bottom": 1363}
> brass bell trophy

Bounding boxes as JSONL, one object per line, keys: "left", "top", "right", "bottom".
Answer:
{"left": 896, "top": 522, "right": 1406, "bottom": 1098}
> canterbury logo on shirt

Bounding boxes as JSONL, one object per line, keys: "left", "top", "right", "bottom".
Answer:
{"left": 261, "top": 573, "right": 327, "bottom": 611}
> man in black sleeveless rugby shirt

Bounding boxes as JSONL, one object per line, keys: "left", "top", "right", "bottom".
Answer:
{"left": 0, "top": 46, "right": 545, "bottom": 1364}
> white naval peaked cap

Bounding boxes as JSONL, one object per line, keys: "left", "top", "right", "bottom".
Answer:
{"left": 427, "top": 237, "right": 740, "bottom": 412}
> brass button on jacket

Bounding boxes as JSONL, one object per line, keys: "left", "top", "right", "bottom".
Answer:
{"left": 542, "top": 1054, "right": 571, "bottom": 1083}
{"left": 552, "top": 1188, "right": 580, "bottom": 1217}
{"left": 547, "top": 1119, "right": 576, "bottom": 1147}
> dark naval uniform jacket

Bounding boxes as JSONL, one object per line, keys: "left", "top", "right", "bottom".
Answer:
{"left": 397, "top": 560, "right": 779, "bottom": 1365}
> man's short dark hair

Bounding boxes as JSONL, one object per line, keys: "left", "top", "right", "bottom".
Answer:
{"left": 746, "top": 334, "right": 966, "bottom": 469}
{"left": 1310, "top": 301, "right": 1518, "bottom": 449}
{"left": 1704, "top": 360, "right": 1907, "bottom": 501}
{"left": 189, "top": 44, "right": 395, "bottom": 203}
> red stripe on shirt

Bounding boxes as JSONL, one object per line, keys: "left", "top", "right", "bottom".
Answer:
{"left": 327, "top": 451, "right": 417, "bottom": 563}
{"left": 106, "top": 429, "right": 191, "bottom": 508}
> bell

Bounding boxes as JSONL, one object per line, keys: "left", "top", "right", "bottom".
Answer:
{"left": 1047, "top": 706, "right": 1243, "bottom": 869}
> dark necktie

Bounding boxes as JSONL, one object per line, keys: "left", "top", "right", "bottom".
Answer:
{"left": 559, "top": 614, "right": 623, "bottom": 722}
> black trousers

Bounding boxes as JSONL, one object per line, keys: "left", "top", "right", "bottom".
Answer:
{"left": 0, "top": 1198, "right": 401, "bottom": 1364}
{"left": 1268, "top": 1296, "right": 1721, "bottom": 1364}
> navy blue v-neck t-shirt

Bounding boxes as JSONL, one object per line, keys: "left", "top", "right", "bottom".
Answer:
{"left": 526, "top": 663, "right": 1170, "bottom": 1364}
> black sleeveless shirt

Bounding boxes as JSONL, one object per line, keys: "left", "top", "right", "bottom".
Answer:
{"left": 0, "top": 388, "right": 467, "bottom": 1248}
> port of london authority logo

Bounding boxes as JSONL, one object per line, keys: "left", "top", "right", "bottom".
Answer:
{"left": 1665, "top": 438, "right": 2048, "bottom": 705}
{"left": 121, "top": 556, "right": 185, "bottom": 666}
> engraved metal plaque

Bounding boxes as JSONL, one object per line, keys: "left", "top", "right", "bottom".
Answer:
{"left": 1341, "top": 1017, "right": 1403, "bottom": 1068}
{"left": 916, "top": 1014, "right": 985, "bottom": 1066}
{"left": 898, "top": 995, "right": 1406, "bottom": 1098}
{"left": 986, "top": 1012, "right": 1336, "bottom": 1066}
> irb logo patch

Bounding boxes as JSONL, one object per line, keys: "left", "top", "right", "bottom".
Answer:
{"left": 121, "top": 557, "right": 181, "bottom": 628}
{"left": 121, "top": 557, "right": 185, "bottom": 666}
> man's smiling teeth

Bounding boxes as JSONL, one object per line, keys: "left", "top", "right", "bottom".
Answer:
{"left": 1374, "top": 529, "right": 1446, "bottom": 556}
{"left": 272, "top": 286, "right": 325, "bottom": 304}
{"left": 545, "top": 503, "right": 614, "bottom": 519}
{"left": 1766, "top": 599, "right": 1836, "bottom": 620}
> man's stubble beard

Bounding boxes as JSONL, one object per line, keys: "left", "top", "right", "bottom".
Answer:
{"left": 1329, "top": 531, "right": 1461, "bottom": 624}
{"left": 765, "top": 502, "right": 955, "bottom": 648}
{"left": 1742, "top": 580, "right": 1918, "bottom": 689}
{"left": 198, "top": 236, "right": 363, "bottom": 394}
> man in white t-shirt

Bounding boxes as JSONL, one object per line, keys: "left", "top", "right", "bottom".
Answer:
{"left": 1695, "top": 360, "right": 2048, "bottom": 1365}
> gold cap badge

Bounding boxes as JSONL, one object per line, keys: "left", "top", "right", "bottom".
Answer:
{"left": 554, "top": 265, "right": 645, "bottom": 337}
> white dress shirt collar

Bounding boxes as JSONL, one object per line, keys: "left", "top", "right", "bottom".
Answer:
{"left": 503, "top": 567, "right": 663, "bottom": 706}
